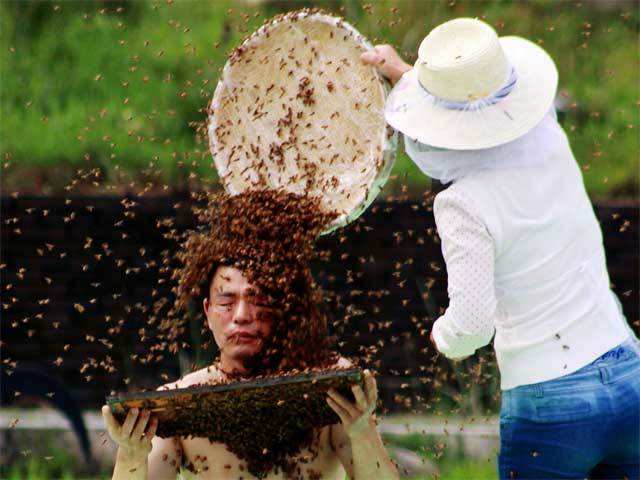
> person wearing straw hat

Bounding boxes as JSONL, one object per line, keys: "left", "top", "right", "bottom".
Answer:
{"left": 362, "top": 17, "right": 639, "bottom": 480}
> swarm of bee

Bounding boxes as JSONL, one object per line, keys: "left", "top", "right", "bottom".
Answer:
{"left": 4, "top": 2, "right": 637, "bottom": 478}
{"left": 170, "top": 189, "right": 340, "bottom": 373}
{"left": 111, "top": 367, "right": 361, "bottom": 478}
{"left": 207, "top": 8, "right": 396, "bottom": 234}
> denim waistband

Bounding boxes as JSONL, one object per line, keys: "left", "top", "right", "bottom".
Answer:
{"left": 505, "top": 336, "right": 640, "bottom": 397}
{"left": 595, "top": 336, "right": 640, "bottom": 362}
{"left": 598, "top": 346, "right": 627, "bottom": 361}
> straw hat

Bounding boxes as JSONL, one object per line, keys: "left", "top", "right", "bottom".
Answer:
{"left": 385, "top": 18, "right": 558, "bottom": 150}
{"left": 208, "top": 10, "right": 396, "bottom": 233}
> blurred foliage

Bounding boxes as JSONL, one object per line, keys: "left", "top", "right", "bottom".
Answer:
{"left": 384, "top": 433, "right": 498, "bottom": 479}
{"left": 0, "top": 432, "right": 111, "bottom": 479}
{"left": 1, "top": 0, "right": 638, "bottom": 197}
{"left": 1, "top": 429, "right": 496, "bottom": 479}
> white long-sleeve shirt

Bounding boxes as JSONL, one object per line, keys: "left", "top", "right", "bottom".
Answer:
{"left": 429, "top": 121, "right": 631, "bottom": 390}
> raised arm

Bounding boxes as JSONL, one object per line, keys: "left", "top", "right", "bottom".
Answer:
{"left": 328, "top": 370, "right": 399, "bottom": 480}
{"left": 360, "top": 44, "right": 412, "bottom": 85}
{"left": 431, "top": 188, "right": 497, "bottom": 359}
{"left": 102, "top": 406, "right": 180, "bottom": 480}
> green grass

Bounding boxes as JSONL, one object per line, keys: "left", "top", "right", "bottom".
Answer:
{"left": 1, "top": 449, "right": 110, "bottom": 480}
{"left": 2, "top": 429, "right": 496, "bottom": 479}
{"left": 384, "top": 432, "right": 498, "bottom": 479}
{"left": 2, "top": 446, "right": 495, "bottom": 480}
{"left": 0, "top": 430, "right": 113, "bottom": 480}
{"left": 435, "top": 458, "right": 497, "bottom": 480}
{"left": 1, "top": 1, "right": 638, "bottom": 197}
{"left": 3, "top": 458, "right": 80, "bottom": 480}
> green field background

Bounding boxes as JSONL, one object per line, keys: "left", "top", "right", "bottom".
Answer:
{"left": 1, "top": 0, "right": 638, "bottom": 198}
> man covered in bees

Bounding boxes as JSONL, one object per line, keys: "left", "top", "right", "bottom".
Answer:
{"left": 101, "top": 190, "right": 398, "bottom": 480}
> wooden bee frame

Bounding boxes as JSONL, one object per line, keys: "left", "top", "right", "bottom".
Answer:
{"left": 107, "top": 367, "right": 362, "bottom": 440}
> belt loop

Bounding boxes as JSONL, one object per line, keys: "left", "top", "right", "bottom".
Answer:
{"left": 598, "top": 366, "right": 610, "bottom": 384}
{"left": 534, "top": 384, "right": 544, "bottom": 398}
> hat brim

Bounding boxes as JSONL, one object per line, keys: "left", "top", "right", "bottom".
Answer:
{"left": 384, "top": 36, "right": 558, "bottom": 150}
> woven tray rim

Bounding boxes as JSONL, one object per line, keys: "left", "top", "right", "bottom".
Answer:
{"left": 207, "top": 9, "right": 397, "bottom": 235}
{"left": 106, "top": 367, "right": 362, "bottom": 411}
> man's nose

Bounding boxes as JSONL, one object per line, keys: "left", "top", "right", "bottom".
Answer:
{"left": 232, "top": 299, "right": 252, "bottom": 324}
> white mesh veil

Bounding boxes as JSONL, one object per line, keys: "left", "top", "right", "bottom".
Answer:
{"left": 403, "top": 108, "right": 563, "bottom": 184}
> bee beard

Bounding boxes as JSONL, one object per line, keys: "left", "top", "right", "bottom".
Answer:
{"left": 233, "top": 333, "right": 282, "bottom": 377}
{"left": 223, "top": 333, "right": 265, "bottom": 352}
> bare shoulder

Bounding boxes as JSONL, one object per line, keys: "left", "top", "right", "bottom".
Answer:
{"left": 156, "top": 364, "right": 223, "bottom": 391}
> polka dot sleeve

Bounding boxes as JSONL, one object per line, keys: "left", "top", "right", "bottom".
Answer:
{"left": 431, "top": 187, "right": 497, "bottom": 359}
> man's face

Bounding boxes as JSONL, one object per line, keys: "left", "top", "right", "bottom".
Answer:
{"left": 203, "top": 266, "right": 275, "bottom": 363}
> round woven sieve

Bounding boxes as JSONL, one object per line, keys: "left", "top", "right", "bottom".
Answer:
{"left": 208, "top": 9, "right": 396, "bottom": 234}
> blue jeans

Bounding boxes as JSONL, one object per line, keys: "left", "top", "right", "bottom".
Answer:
{"left": 499, "top": 336, "right": 640, "bottom": 479}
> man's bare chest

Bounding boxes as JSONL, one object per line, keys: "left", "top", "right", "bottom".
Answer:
{"left": 177, "top": 427, "right": 344, "bottom": 480}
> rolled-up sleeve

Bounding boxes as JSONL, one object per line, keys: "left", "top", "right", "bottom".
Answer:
{"left": 431, "top": 189, "right": 497, "bottom": 359}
